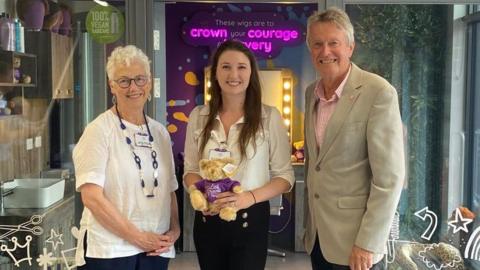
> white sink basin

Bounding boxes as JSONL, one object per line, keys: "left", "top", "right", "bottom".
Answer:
{"left": 3, "top": 178, "right": 65, "bottom": 208}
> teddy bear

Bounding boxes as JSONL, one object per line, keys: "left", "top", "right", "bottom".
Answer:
{"left": 188, "top": 157, "right": 243, "bottom": 221}
{"left": 12, "top": 57, "right": 32, "bottom": 84}
{"left": 292, "top": 140, "right": 305, "bottom": 162}
{"left": 13, "top": 57, "right": 21, "bottom": 84}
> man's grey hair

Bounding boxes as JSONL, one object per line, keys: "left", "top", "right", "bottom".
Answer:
{"left": 306, "top": 7, "right": 355, "bottom": 49}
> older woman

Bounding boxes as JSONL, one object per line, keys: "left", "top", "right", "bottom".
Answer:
{"left": 73, "top": 45, "right": 179, "bottom": 270}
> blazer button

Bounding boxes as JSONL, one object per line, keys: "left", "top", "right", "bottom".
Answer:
{"left": 314, "top": 193, "right": 320, "bottom": 199}
{"left": 315, "top": 165, "right": 320, "bottom": 171}
{"left": 242, "top": 222, "right": 248, "bottom": 228}
{"left": 242, "top": 212, "right": 248, "bottom": 219}
{"left": 202, "top": 216, "right": 206, "bottom": 223}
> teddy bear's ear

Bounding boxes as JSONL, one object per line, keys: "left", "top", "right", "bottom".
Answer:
{"left": 199, "top": 159, "right": 210, "bottom": 170}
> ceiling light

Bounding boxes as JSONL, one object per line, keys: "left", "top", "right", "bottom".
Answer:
{"left": 93, "top": 0, "right": 109, "bottom": 7}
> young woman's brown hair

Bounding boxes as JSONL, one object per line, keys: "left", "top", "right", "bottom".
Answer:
{"left": 199, "top": 40, "right": 263, "bottom": 160}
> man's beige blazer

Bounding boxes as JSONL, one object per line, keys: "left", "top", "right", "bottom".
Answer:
{"left": 303, "top": 63, "right": 405, "bottom": 266}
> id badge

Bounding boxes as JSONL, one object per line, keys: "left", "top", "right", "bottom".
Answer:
{"left": 134, "top": 132, "right": 152, "bottom": 148}
{"left": 208, "top": 148, "right": 231, "bottom": 159}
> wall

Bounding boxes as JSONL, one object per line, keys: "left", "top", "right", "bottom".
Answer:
{"left": 0, "top": 0, "right": 14, "bottom": 15}
{"left": 0, "top": 99, "right": 50, "bottom": 181}
{"left": 71, "top": 1, "right": 96, "bottom": 13}
{"left": 165, "top": 2, "right": 317, "bottom": 162}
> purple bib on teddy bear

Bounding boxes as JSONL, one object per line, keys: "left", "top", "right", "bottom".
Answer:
{"left": 195, "top": 178, "right": 240, "bottom": 202}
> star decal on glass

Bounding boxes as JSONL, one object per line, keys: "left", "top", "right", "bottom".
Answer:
{"left": 448, "top": 208, "right": 473, "bottom": 234}
{"left": 37, "top": 247, "right": 55, "bottom": 270}
{"left": 45, "top": 229, "right": 64, "bottom": 250}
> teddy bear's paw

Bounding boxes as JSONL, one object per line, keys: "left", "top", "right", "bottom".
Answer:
{"left": 190, "top": 191, "right": 208, "bottom": 211}
{"left": 219, "top": 207, "right": 237, "bottom": 221}
{"left": 191, "top": 198, "right": 208, "bottom": 211}
{"left": 208, "top": 203, "right": 221, "bottom": 213}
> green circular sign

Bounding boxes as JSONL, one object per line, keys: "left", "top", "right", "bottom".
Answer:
{"left": 86, "top": 5, "right": 125, "bottom": 44}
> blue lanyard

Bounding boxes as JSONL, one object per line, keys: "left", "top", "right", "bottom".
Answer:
{"left": 115, "top": 104, "right": 158, "bottom": 198}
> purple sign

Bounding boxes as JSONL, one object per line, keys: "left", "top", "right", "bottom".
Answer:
{"left": 182, "top": 12, "right": 305, "bottom": 59}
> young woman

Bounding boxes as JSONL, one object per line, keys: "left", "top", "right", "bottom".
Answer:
{"left": 183, "top": 40, "right": 294, "bottom": 270}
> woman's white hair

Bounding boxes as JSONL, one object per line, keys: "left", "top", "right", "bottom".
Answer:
{"left": 106, "top": 45, "right": 151, "bottom": 79}
{"left": 306, "top": 7, "right": 355, "bottom": 49}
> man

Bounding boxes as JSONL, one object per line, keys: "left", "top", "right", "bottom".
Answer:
{"left": 303, "top": 7, "right": 405, "bottom": 270}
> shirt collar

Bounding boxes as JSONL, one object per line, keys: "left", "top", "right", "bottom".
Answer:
{"left": 314, "top": 64, "right": 352, "bottom": 101}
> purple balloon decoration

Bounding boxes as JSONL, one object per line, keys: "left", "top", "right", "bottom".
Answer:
{"left": 22, "top": 0, "right": 45, "bottom": 31}
{"left": 58, "top": 8, "right": 71, "bottom": 36}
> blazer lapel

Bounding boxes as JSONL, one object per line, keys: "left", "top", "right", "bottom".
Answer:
{"left": 305, "top": 83, "right": 319, "bottom": 159}
{"left": 316, "top": 64, "right": 363, "bottom": 165}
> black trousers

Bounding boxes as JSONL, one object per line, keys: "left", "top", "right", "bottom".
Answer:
{"left": 193, "top": 201, "right": 269, "bottom": 270}
{"left": 77, "top": 232, "right": 170, "bottom": 270}
{"left": 310, "top": 238, "right": 385, "bottom": 270}
{"left": 77, "top": 253, "right": 170, "bottom": 270}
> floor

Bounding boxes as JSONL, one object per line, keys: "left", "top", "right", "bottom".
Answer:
{"left": 169, "top": 250, "right": 311, "bottom": 270}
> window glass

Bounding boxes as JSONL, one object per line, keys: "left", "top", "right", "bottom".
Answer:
{"left": 347, "top": 4, "right": 480, "bottom": 269}
{"left": 471, "top": 22, "right": 480, "bottom": 221}
{"left": 0, "top": 1, "right": 125, "bottom": 269}
{"left": 466, "top": 18, "right": 480, "bottom": 270}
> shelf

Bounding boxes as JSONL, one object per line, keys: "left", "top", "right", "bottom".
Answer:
{"left": 0, "top": 82, "right": 36, "bottom": 87}
{"left": 0, "top": 114, "right": 22, "bottom": 119}
{"left": 0, "top": 49, "right": 37, "bottom": 87}
{"left": 24, "top": 32, "right": 73, "bottom": 99}
{"left": 11, "top": 51, "right": 36, "bottom": 58}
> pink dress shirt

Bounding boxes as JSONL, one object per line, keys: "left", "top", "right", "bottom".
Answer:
{"left": 314, "top": 67, "right": 351, "bottom": 148}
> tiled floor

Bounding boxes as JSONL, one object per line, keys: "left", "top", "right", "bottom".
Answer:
{"left": 169, "top": 251, "right": 311, "bottom": 270}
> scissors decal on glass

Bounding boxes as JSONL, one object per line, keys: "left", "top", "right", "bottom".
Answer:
{"left": 0, "top": 214, "right": 44, "bottom": 240}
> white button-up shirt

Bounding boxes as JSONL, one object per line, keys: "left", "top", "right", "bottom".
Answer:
{"left": 183, "top": 105, "right": 294, "bottom": 190}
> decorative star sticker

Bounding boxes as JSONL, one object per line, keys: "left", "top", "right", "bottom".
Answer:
{"left": 45, "top": 229, "right": 64, "bottom": 251}
{"left": 37, "top": 247, "right": 55, "bottom": 270}
{"left": 448, "top": 208, "right": 473, "bottom": 234}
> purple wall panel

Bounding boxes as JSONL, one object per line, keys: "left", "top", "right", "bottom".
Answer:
{"left": 165, "top": 2, "right": 316, "bottom": 162}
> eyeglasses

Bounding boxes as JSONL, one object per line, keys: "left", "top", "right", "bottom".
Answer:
{"left": 113, "top": 75, "right": 149, "bottom": 89}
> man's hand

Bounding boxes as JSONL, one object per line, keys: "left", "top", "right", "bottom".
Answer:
{"left": 349, "top": 245, "right": 373, "bottom": 270}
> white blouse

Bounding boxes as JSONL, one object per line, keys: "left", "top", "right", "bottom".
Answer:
{"left": 73, "top": 110, "right": 178, "bottom": 265}
{"left": 183, "top": 104, "right": 294, "bottom": 190}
